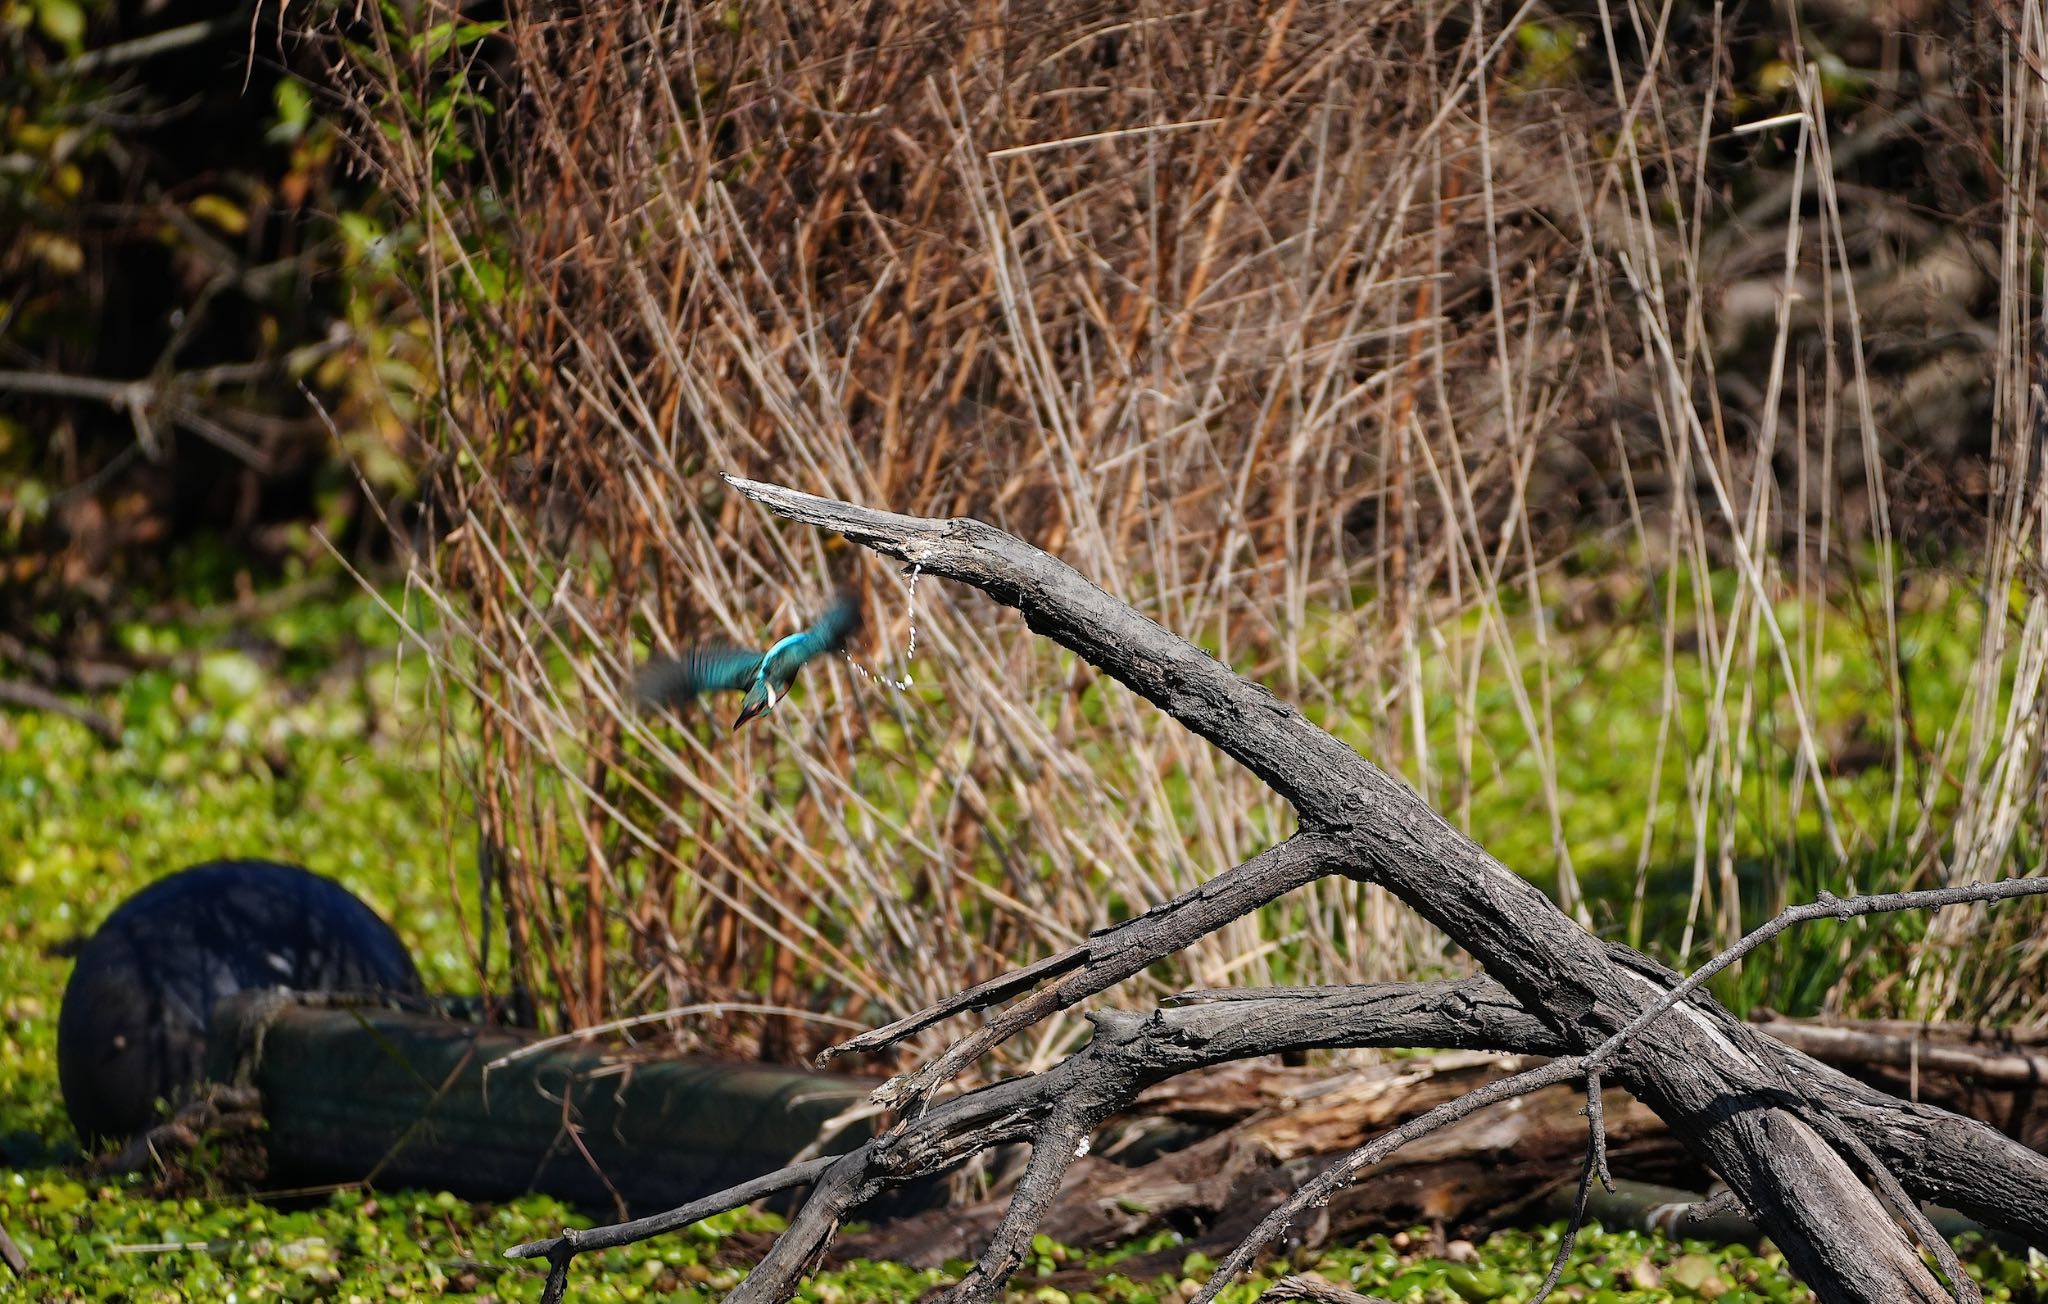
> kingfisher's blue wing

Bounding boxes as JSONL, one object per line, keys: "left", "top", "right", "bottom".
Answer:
{"left": 790, "top": 591, "right": 863, "bottom": 666}
{"left": 756, "top": 592, "right": 863, "bottom": 684}
{"left": 637, "top": 640, "right": 764, "bottom": 707}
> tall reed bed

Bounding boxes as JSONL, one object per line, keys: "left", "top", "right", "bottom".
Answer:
{"left": 320, "top": 0, "right": 2047, "bottom": 1068}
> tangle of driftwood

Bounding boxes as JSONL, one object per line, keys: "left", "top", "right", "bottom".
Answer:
{"left": 509, "top": 478, "right": 2048, "bottom": 1304}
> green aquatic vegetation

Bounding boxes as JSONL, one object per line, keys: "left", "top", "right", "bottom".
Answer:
{"left": 1, "top": 1177, "right": 790, "bottom": 1302}
{"left": 6, "top": 1180, "right": 2044, "bottom": 1304}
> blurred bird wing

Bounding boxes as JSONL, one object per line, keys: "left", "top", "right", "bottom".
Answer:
{"left": 637, "top": 640, "right": 764, "bottom": 705}
{"left": 796, "top": 591, "right": 863, "bottom": 661}
{"left": 758, "top": 594, "right": 861, "bottom": 682}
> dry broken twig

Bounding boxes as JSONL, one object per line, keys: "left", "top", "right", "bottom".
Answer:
{"left": 504, "top": 478, "right": 2048, "bottom": 1304}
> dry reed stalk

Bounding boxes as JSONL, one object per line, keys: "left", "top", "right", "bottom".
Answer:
{"left": 316, "top": 0, "right": 2048, "bottom": 1064}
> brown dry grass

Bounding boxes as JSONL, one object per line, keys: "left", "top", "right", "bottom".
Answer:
{"left": 319, "top": 0, "right": 2048, "bottom": 1070}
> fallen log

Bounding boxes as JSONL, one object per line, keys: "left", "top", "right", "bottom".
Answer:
{"left": 839, "top": 1035, "right": 2043, "bottom": 1272}
{"left": 1752, "top": 1015, "right": 2048, "bottom": 1151}
{"left": 838, "top": 1052, "right": 1686, "bottom": 1270}
{"left": 1757, "top": 1015, "right": 2048, "bottom": 1086}
{"left": 1149, "top": 1014, "right": 2048, "bottom": 1157}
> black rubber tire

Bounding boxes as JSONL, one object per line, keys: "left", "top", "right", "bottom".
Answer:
{"left": 57, "top": 859, "right": 422, "bottom": 1145}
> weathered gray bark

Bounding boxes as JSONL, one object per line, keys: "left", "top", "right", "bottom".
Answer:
{"left": 515, "top": 478, "right": 2048, "bottom": 1304}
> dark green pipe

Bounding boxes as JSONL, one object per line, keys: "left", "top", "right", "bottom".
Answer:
{"left": 205, "top": 993, "right": 881, "bottom": 1215}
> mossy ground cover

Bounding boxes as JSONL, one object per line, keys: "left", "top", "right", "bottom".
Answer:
{"left": 1, "top": 570, "right": 2041, "bottom": 1298}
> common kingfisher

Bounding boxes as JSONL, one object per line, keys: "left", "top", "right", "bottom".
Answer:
{"left": 638, "top": 592, "right": 861, "bottom": 730}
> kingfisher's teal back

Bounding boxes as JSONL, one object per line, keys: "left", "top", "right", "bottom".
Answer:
{"left": 637, "top": 592, "right": 862, "bottom": 731}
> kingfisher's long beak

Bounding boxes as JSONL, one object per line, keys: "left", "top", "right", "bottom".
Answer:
{"left": 734, "top": 691, "right": 773, "bottom": 731}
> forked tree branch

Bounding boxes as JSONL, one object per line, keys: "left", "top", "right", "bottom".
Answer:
{"left": 824, "top": 835, "right": 1343, "bottom": 1064}
{"left": 524, "top": 476, "right": 2044, "bottom": 1304}
{"left": 843, "top": 834, "right": 1345, "bottom": 1106}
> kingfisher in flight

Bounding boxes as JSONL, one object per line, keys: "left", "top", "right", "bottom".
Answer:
{"left": 638, "top": 592, "right": 861, "bottom": 731}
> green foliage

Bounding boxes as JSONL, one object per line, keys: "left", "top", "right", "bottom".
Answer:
{"left": 1512, "top": 22, "right": 1583, "bottom": 89}
{"left": 1, "top": 0, "right": 111, "bottom": 296}
{"left": 2, "top": 1178, "right": 797, "bottom": 1301}
{"left": 0, "top": 0, "right": 423, "bottom": 606}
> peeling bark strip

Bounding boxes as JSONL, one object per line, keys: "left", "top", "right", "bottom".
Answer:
{"left": 515, "top": 478, "right": 2048, "bottom": 1304}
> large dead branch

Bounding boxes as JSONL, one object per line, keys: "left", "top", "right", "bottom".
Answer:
{"left": 515, "top": 479, "right": 2048, "bottom": 1304}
